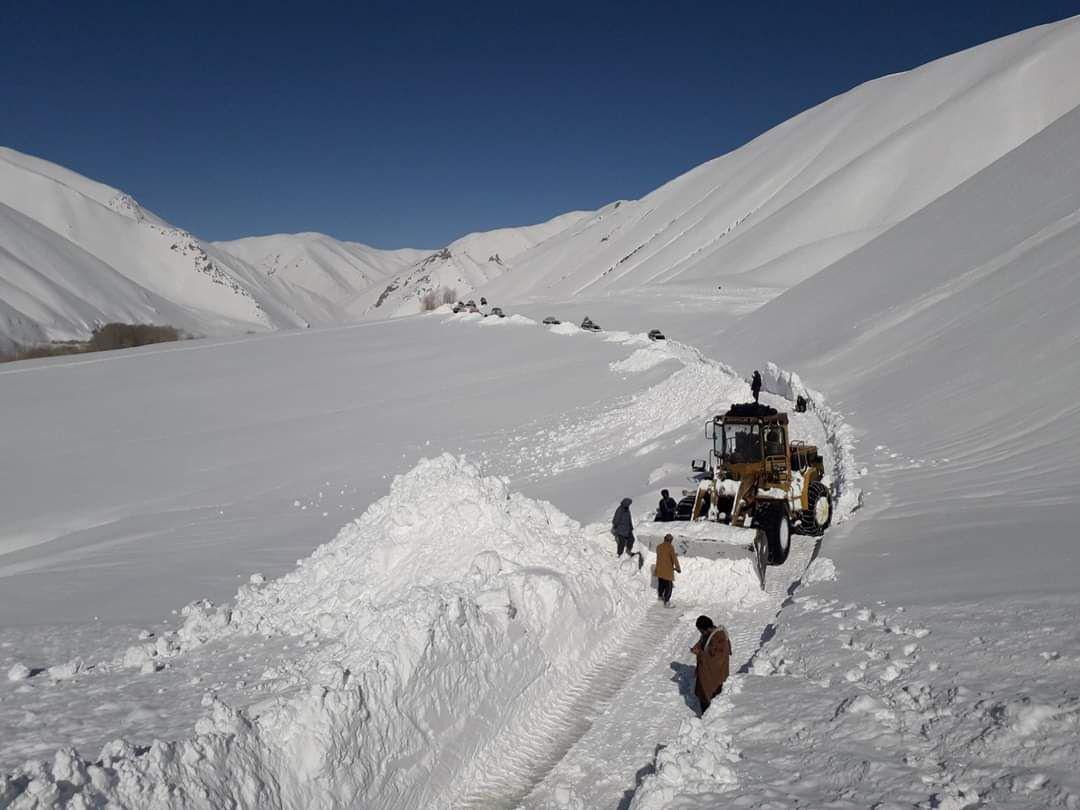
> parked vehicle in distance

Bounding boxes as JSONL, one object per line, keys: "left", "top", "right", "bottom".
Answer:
{"left": 648, "top": 329, "right": 666, "bottom": 341}
{"left": 580, "top": 316, "right": 602, "bottom": 332}
{"left": 542, "top": 316, "right": 561, "bottom": 325}
{"left": 490, "top": 307, "right": 505, "bottom": 318}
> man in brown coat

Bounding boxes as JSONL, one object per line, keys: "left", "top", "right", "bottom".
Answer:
{"left": 691, "top": 615, "right": 731, "bottom": 715}
{"left": 654, "top": 533, "right": 681, "bottom": 607}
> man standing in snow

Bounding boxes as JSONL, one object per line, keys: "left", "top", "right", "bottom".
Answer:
{"left": 611, "top": 497, "right": 635, "bottom": 556}
{"left": 691, "top": 615, "right": 732, "bottom": 714}
{"left": 656, "top": 489, "right": 678, "bottom": 522}
{"left": 655, "top": 534, "right": 681, "bottom": 606}
{"left": 751, "top": 370, "right": 762, "bottom": 403}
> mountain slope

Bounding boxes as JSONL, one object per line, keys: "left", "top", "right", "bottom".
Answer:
{"left": 0, "top": 145, "right": 592, "bottom": 347}
{"left": 213, "top": 232, "right": 429, "bottom": 322}
{"left": 347, "top": 210, "right": 593, "bottom": 318}
{"left": 483, "top": 15, "right": 1080, "bottom": 303}
{"left": 719, "top": 101, "right": 1080, "bottom": 600}
{"left": 0, "top": 147, "right": 314, "bottom": 348}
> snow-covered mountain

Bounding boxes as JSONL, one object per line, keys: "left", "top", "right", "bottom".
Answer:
{"left": 4, "top": 14, "right": 1080, "bottom": 810}
{"left": 0, "top": 147, "right": 317, "bottom": 350}
{"left": 482, "top": 15, "right": 1080, "bottom": 302}
{"left": 6, "top": 16, "right": 1080, "bottom": 349}
{"left": 0, "top": 145, "right": 592, "bottom": 349}
{"left": 215, "top": 210, "right": 593, "bottom": 322}
{"left": 211, "top": 232, "right": 428, "bottom": 323}
{"left": 340, "top": 210, "right": 594, "bottom": 318}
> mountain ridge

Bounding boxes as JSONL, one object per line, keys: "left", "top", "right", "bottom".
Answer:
{"left": 2, "top": 14, "right": 1079, "bottom": 348}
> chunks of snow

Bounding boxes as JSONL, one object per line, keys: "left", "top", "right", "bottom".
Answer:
{"left": 476, "top": 313, "right": 536, "bottom": 326}
{"left": 46, "top": 658, "right": 84, "bottom": 681}
{"left": 805, "top": 556, "right": 838, "bottom": 583}
{"left": 549, "top": 322, "right": 582, "bottom": 335}
{"left": 6, "top": 662, "right": 31, "bottom": 682}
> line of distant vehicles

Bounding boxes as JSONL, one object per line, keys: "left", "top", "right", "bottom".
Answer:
{"left": 450, "top": 298, "right": 665, "bottom": 340}
{"left": 451, "top": 297, "right": 504, "bottom": 317}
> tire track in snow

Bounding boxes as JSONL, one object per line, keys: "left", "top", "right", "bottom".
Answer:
{"left": 452, "top": 323, "right": 851, "bottom": 809}
{"left": 522, "top": 532, "right": 822, "bottom": 810}
{"left": 449, "top": 600, "right": 679, "bottom": 809}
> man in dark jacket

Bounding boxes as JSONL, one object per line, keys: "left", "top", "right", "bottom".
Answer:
{"left": 691, "top": 615, "right": 732, "bottom": 715}
{"left": 656, "top": 489, "right": 678, "bottom": 522}
{"left": 751, "top": 370, "right": 762, "bottom": 403}
{"left": 611, "top": 497, "right": 635, "bottom": 556}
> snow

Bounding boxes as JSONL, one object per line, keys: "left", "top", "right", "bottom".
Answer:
{"left": 481, "top": 15, "right": 1080, "bottom": 306}
{"left": 0, "top": 454, "right": 774, "bottom": 808}
{"left": 0, "top": 148, "right": 589, "bottom": 348}
{"left": 548, "top": 321, "right": 582, "bottom": 335}
{"left": 476, "top": 312, "right": 536, "bottom": 326}
{"left": 345, "top": 211, "right": 593, "bottom": 319}
{"left": 214, "top": 231, "right": 428, "bottom": 322}
{"left": 804, "top": 555, "right": 837, "bottom": 583}
{"left": 4, "top": 12, "right": 1080, "bottom": 810}
{"left": 0, "top": 316, "right": 647, "bottom": 621}
{"left": 6, "top": 663, "right": 30, "bottom": 682}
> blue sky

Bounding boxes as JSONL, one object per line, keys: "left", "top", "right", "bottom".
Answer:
{"left": 4, "top": 1, "right": 1078, "bottom": 248}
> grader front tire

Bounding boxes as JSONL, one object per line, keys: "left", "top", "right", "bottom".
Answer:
{"left": 803, "top": 481, "right": 832, "bottom": 536}
{"left": 757, "top": 505, "right": 791, "bottom": 566}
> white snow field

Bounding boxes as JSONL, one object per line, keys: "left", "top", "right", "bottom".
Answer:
{"left": 4, "top": 13, "right": 1080, "bottom": 810}
{"left": 1, "top": 315, "right": 839, "bottom": 808}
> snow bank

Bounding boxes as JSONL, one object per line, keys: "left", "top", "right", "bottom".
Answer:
{"left": 476, "top": 313, "right": 536, "bottom": 326}
{"left": 549, "top": 322, "right": 582, "bottom": 335}
{"left": 522, "top": 346, "right": 745, "bottom": 475}
{"left": 761, "top": 361, "right": 862, "bottom": 520}
{"left": 610, "top": 346, "right": 674, "bottom": 373}
{"left": 628, "top": 695, "right": 743, "bottom": 810}
{"left": 3, "top": 455, "right": 647, "bottom": 809}
{"left": 609, "top": 339, "right": 704, "bottom": 374}
{"left": 442, "top": 311, "right": 483, "bottom": 324}
{"left": 601, "top": 330, "right": 648, "bottom": 345}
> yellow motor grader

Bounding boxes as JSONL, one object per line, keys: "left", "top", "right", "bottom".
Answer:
{"left": 639, "top": 402, "right": 832, "bottom": 588}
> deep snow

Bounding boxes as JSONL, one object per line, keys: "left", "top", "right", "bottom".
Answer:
{"left": 1, "top": 318, "right": 817, "bottom": 808}
{"left": 4, "top": 12, "right": 1080, "bottom": 810}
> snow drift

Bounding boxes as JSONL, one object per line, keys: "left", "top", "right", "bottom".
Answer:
{"left": 1, "top": 455, "right": 648, "bottom": 808}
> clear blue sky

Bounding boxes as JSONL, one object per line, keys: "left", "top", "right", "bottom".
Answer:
{"left": 4, "top": 1, "right": 1078, "bottom": 248}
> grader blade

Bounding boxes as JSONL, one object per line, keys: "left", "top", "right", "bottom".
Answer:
{"left": 635, "top": 521, "right": 768, "bottom": 590}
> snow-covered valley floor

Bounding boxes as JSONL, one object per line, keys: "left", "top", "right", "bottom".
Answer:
{"left": 2, "top": 298, "right": 1077, "bottom": 809}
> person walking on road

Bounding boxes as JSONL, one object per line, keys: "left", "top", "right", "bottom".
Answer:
{"left": 655, "top": 533, "right": 681, "bottom": 606}
{"left": 656, "top": 489, "right": 678, "bottom": 522}
{"left": 611, "top": 497, "right": 635, "bottom": 557}
{"left": 691, "top": 615, "right": 732, "bottom": 715}
{"left": 751, "top": 370, "right": 762, "bottom": 403}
